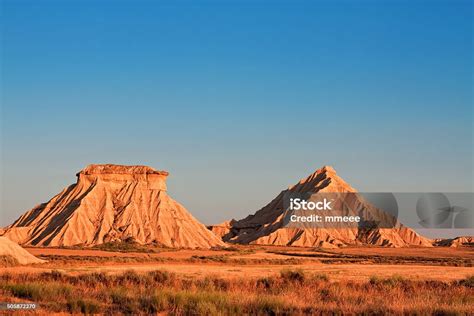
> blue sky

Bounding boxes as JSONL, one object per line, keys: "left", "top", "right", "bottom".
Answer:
{"left": 1, "top": 0, "right": 472, "bottom": 228}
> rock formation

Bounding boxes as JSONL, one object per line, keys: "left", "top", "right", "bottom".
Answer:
{"left": 0, "top": 237, "right": 45, "bottom": 265}
{"left": 212, "top": 166, "right": 433, "bottom": 248}
{"left": 434, "top": 236, "right": 474, "bottom": 247}
{"left": 208, "top": 220, "right": 234, "bottom": 239}
{"left": 2, "top": 164, "right": 225, "bottom": 249}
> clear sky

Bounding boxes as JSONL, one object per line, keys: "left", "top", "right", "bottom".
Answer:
{"left": 1, "top": 0, "right": 472, "bottom": 231}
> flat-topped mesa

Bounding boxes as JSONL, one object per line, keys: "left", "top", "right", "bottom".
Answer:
{"left": 3, "top": 163, "right": 225, "bottom": 248}
{"left": 76, "top": 164, "right": 169, "bottom": 191}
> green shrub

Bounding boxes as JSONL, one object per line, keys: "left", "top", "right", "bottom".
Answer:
{"left": 67, "top": 298, "right": 101, "bottom": 314}
{"left": 5, "top": 283, "right": 43, "bottom": 300}
{"left": 4, "top": 282, "right": 72, "bottom": 301}
{"left": 139, "top": 291, "right": 171, "bottom": 313}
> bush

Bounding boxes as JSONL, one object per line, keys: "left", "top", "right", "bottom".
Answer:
{"left": 369, "top": 275, "right": 380, "bottom": 285}
{"left": 2, "top": 269, "right": 473, "bottom": 314}
{"left": 172, "top": 290, "right": 231, "bottom": 315}
{"left": 319, "top": 288, "right": 331, "bottom": 300}
{"left": 369, "top": 274, "right": 408, "bottom": 288}
{"left": 67, "top": 298, "right": 101, "bottom": 314}
{"left": 250, "top": 295, "right": 287, "bottom": 314}
{"left": 280, "top": 269, "right": 305, "bottom": 283}
{"left": 116, "top": 269, "right": 144, "bottom": 285}
{"left": 191, "top": 255, "right": 230, "bottom": 263}
{"left": 147, "top": 270, "right": 174, "bottom": 284}
{"left": 5, "top": 283, "right": 43, "bottom": 300}
{"left": 139, "top": 291, "right": 171, "bottom": 313}
{"left": 0, "top": 255, "right": 19, "bottom": 267}
{"left": 46, "top": 270, "right": 64, "bottom": 281}
{"left": 5, "top": 282, "right": 72, "bottom": 301}
{"left": 256, "top": 277, "right": 276, "bottom": 290}
{"left": 223, "top": 246, "right": 240, "bottom": 252}
{"left": 459, "top": 275, "right": 474, "bottom": 288}
{"left": 383, "top": 274, "right": 405, "bottom": 287}
{"left": 313, "top": 273, "right": 329, "bottom": 282}
{"left": 93, "top": 240, "right": 158, "bottom": 253}
{"left": 76, "top": 272, "right": 110, "bottom": 287}
{"left": 197, "top": 276, "right": 231, "bottom": 291}
{"left": 110, "top": 287, "right": 137, "bottom": 314}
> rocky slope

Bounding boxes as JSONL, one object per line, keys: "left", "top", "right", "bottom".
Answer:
{"left": 2, "top": 164, "right": 224, "bottom": 248}
{"left": 208, "top": 220, "right": 234, "bottom": 239}
{"left": 212, "top": 166, "right": 432, "bottom": 248}
{"left": 434, "top": 236, "right": 474, "bottom": 247}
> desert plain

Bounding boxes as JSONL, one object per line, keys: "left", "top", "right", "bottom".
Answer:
{"left": 1, "top": 165, "right": 473, "bottom": 314}
{"left": 7, "top": 245, "right": 474, "bottom": 282}
{"left": 1, "top": 243, "right": 473, "bottom": 315}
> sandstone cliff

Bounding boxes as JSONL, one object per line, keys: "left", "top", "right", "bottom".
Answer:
{"left": 208, "top": 220, "right": 234, "bottom": 239}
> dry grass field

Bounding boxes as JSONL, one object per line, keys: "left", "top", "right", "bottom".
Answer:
{"left": 1, "top": 245, "right": 473, "bottom": 314}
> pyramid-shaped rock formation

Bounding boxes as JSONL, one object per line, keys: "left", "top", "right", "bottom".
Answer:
{"left": 2, "top": 164, "right": 225, "bottom": 248}
{"left": 210, "top": 166, "right": 432, "bottom": 247}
